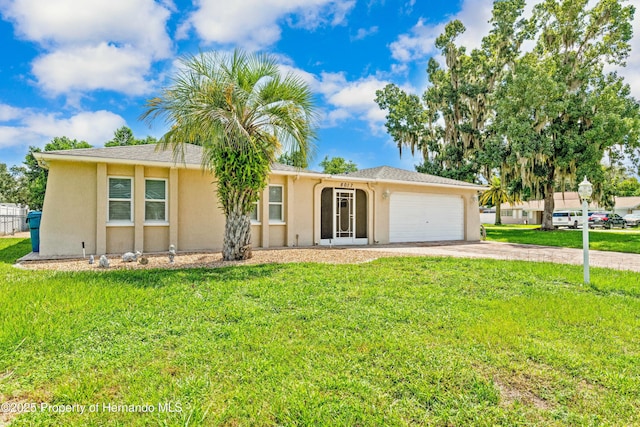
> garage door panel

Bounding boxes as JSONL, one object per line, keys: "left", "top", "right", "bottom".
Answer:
{"left": 389, "top": 193, "right": 464, "bottom": 242}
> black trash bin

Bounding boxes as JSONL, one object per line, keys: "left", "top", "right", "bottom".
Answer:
{"left": 26, "top": 211, "right": 42, "bottom": 252}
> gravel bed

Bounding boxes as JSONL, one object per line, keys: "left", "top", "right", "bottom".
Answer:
{"left": 17, "top": 247, "right": 409, "bottom": 272}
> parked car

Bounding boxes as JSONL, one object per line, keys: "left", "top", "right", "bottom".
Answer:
{"left": 552, "top": 210, "right": 584, "bottom": 229}
{"left": 623, "top": 213, "right": 640, "bottom": 227}
{"left": 589, "top": 212, "right": 627, "bottom": 229}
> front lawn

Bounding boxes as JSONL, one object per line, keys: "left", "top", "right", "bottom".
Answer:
{"left": 1, "top": 238, "right": 639, "bottom": 426}
{"left": 485, "top": 224, "right": 640, "bottom": 253}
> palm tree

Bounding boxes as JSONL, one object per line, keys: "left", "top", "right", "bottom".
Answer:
{"left": 141, "top": 50, "right": 317, "bottom": 260}
{"left": 480, "top": 176, "right": 520, "bottom": 226}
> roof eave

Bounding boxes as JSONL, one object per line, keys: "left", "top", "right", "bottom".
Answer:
{"left": 35, "top": 152, "right": 202, "bottom": 170}
{"left": 35, "top": 152, "right": 487, "bottom": 190}
{"left": 272, "top": 169, "right": 487, "bottom": 190}
{"left": 370, "top": 177, "right": 488, "bottom": 191}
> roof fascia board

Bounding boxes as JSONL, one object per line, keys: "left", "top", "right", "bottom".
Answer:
{"left": 36, "top": 152, "right": 487, "bottom": 190}
{"left": 369, "top": 177, "right": 487, "bottom": 191}
{"left": 273, "top": 170, "right": 486, "bottom": 190}
{"left": 35, "top": 152, "right": 201, "bottom": 170}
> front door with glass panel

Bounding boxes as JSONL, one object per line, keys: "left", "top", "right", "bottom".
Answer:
{"left": 334, "top": 190, "right": 355, "bottom": 243}
{"left": 320, "top": 188, "right": 368, "bottom": 245}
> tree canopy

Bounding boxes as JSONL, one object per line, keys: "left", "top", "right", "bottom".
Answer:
{"left": 104, "top": 126, "right": 157, "bottom": 147}
{"left": 496, "top": 0, "right": 639, "bottom": 229}
{"left": 376, "top": 0, "right": 640, "bottom": 230}
{"left": 319, "top": 156, "right": 358, "bottom": 174}
{"left": 277, "top": 150, "right": 308, "bottom": 168}
{"left": 375, "top": 0, "right": 531, "bottom": 183}
{"left": 0, "top": 163, "right": 26, "bottom": 205}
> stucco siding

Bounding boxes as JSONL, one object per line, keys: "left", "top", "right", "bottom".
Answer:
{"left": 177, "top": 169, "right": 225, "bottom": 251}
{"left": 107, "top": 164, "right": 134, "bottom": 176}
{"left": 144, "top": 226, "right": 170, "bottom": 252}
{"left": 40, "top": 161, "right": 98, "bottom": 257}
{"left": 288, "top": 178, "right": 316, "bottom": 246}
{"left": 268, "top": 225, "right": 286, "bottom": 247}
{"left": 251, "top": 224, "right": 261, "bottom": 247}
{"left": 106, "top": 226, "right": 135, "bottom": 254}
{"left": 145, "top": 167, "right": 169, "bottom": 179}
{"left": 466, "top": 192, "right": 481, "bottom": 240}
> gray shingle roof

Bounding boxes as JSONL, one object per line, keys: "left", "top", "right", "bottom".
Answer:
{"left": 41, "top": 144, "right": 483, "bottom": 188}
{"left": 43, "top": 143, "right": 323, "bottom": 173}
{"left": 45, "top": 143, "right": 205, "bottom": 166}
{"left": 339, "top": 166, "right": 485, "bottom": 189}
{"left": 269, "top": 162, "right": 321, "bottom": 174}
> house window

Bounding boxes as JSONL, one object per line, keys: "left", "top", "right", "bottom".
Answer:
{"left": 269, "top": 185, "right": 283, "bottom": 222}
{"left": 108, "top": 177, "right": 133, "bottom": 222}
{"left": 145, "top": 179, "right": 167, "bottom": 222}
{"left": 249, "top": 201, "right": 259, "bottom": 223}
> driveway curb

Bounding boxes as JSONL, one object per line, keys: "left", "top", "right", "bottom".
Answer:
{"left": 353, "top": 241, "right": 640, "bottom": 272}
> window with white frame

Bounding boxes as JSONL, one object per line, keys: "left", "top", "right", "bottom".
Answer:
{"left": 108, "top": 177, "right": 133, "bottom": 222}
{"left": 145, "top": 179, "right": 167, "bottom": 222}
{"left": 249, "top": 201, "right": 259, "bottom": 223}
{"left": 269, "top": 185, "right": 283, "bottom": 222}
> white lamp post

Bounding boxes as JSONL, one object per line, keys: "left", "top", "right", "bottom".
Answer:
{"left": 578, "top": 176, "right": 593, "bottom": 284}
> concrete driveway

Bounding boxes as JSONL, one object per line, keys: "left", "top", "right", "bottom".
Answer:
{"left": 354, "top": 241, "right": 640, "bottom": 273}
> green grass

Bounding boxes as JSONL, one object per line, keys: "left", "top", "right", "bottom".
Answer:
{"left": 1, "top": 237, "right": 640, "bottom": 426}
{"left": 485, "top": 224, "right": 640, "bottom": 253}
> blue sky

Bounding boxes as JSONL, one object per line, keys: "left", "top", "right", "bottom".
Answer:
{"left": 0, "top": 0, "right": 639, "bottom": 172}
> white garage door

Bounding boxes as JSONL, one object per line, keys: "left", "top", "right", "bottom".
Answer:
{"left": 389, "top": 193, "right": 464, "bottom": 242}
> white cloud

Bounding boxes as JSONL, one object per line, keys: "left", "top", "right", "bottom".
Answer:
{"left": 315, "top": 71, "right": 348, "bottom": 95}
{"left": 0, "top": 104, "right": 22, "bottom": 121}
{"left": 390, "top": 18, "right": 443, "bottom": 62}
{"left": 1, "top": 0, "right": 172, "bottom": 58}
{"left": 351, "top": 26, "right": 379, "bottom": 41}
{"left": 390, "top": 0, "right": 495, "bottom": 63}
{"left": 275, "top": 60, "right": 390, "bottom": 132}
{"left": 328, "top": 77, "right": 386, "bottom": 111}
{"left": 32, "top": 44, "right": 156, "bottom": 96}
{"left": 181, "top": 0, "right": 356, "bottom": 50}
{"left": 0, "top": 104, "right": 126, "bottom": 149}
{"left": 317, "top": 73, "right": 390, "bottom": 131}
{"left": 0, "top": 126, "right": 28, "bottom": 149}
{"left": 324, "top": 108, "right": 352, "bottom": 123}
{"left": 0, "top": 0, "right": 173, "bottom": 98}
{"left": 450, "top": 0, "right": 494, "bottom": 50}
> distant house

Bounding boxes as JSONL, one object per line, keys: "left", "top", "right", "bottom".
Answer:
{"left": 485, "top": 192, "right": 640, "bottom": 224}
{"left": 33, "top": 144, "right": 485, "bottom": 257}
{"left": 610, "top": 197, "right": 640, "bottom": 216}
{"left": 492, "top": 192, "right": 595, "bottom": 225}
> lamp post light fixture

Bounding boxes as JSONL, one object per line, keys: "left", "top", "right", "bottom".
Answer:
{"left": 578, "top": 176, "right": 593, "bottom": 284}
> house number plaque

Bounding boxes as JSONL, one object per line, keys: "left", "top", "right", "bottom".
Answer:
{"left": 339, "top": 182, "right": 354, "bottom": 188}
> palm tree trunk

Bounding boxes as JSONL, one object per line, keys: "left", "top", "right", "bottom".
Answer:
{"left": 222, "top": 196, "right": 253, "bottom": 261}
{"left": 494, "top": 203, "right": 502, "bottom": 225}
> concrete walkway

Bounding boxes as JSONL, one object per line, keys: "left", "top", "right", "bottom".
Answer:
{"left": 355, "top": 241, "right": 640, "bottom": 273}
